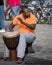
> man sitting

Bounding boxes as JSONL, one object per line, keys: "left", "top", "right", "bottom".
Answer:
{"left": 4, "top": 5, "right": 37, "bottom": 63}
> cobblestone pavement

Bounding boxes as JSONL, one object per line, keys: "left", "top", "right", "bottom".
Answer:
{"left": 0, "top": 21, "right": 52, "bottom": 65}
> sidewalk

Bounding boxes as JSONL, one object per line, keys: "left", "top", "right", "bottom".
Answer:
{"left": 0, "top": 21, "right": 52, "bottom": 65}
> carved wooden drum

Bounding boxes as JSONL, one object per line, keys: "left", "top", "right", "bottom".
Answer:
{"left": 3, "top": 31, "right": 20, "bottom": 61}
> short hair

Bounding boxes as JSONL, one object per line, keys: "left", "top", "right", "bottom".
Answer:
{"left": 21, "top": 5, "right": 28, "bottom": 12}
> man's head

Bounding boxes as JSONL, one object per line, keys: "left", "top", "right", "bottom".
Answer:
{"left": 22, "top": 5, "right": 31, "bottom": 18}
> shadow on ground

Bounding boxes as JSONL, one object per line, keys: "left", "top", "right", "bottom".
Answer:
{"left": 0, "top": 56, "right": 52, "bottom": 65}
{"left": 25, "top": 56, "right": 52, "bottom": 65}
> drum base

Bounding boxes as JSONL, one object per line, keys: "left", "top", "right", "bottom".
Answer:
{"left": 9, "top": 50, "right": 17, "bottom": 61}
{"left": 4, "top": 50, "right": 18, "bottom": 61}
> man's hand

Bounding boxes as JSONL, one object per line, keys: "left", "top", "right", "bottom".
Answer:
{"left": 9, "top": 23, "right": 15, "bottom": 32}
{"left": 17, "top": 18, "right": 36, "bottom": 30}
{"left": 9, "top": 29, "right": 14, "bottom": 32}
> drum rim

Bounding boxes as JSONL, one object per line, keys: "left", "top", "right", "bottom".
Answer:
{"left": 3, "top": 31, "right": 19, "bottom": 38}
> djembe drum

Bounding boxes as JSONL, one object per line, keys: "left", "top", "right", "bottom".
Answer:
{"left": 3, "top": 31, "right": 20, "bottom": 61}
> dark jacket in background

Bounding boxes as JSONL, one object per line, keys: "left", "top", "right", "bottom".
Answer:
{"left": 0, "top": 0, "right": 3, "bottom": 5}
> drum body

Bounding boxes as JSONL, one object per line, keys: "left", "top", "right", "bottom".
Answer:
{"left": 3, "top": 31, "right": 20, "bottom": 61}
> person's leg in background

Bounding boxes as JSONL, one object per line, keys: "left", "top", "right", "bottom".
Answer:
{"left": 0, "top": 5, "right": 5, "bottom": 33}
{"left": 11, "top": 6, "right": 20, "bottom": 18}
{"left": 0, "top": 25, "right": 2, "bottom": 29}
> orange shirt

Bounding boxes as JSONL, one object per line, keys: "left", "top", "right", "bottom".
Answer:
{"left": 12, "top": 13, "right": 37, "bottom": 34}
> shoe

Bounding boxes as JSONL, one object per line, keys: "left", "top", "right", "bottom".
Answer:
{"left": 0, "top": 29, "right": 5, "bottom": 33}
{"left": 16, "top": 58, "right": 23, "bottom": 64}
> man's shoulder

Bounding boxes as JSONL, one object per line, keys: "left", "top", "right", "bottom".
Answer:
{"left": 30, "top": 13, "right": 35, "bottom": 16}
{"left": 30, "top": 13, "right": 36, "bottom": 18}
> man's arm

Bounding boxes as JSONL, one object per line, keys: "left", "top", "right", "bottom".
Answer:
{"left": 22, "top": 22, "right": 36, "bottom": 30}
{"left": 17, "top": 18, "right": 36, "bottom": 30}
{"left": 9, "top": 22, "right": 15, "bottom": 32}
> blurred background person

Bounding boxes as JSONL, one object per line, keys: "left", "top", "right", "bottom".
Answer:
{"left": 6, "top": 0, "right": 21, "bottom": 19}
{"left": 0, "top": 0, "right": 6, "bottom": 33}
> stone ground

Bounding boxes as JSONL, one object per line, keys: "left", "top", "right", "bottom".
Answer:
{"left": 0, "top": 20, "right": 52, "bottom": 65}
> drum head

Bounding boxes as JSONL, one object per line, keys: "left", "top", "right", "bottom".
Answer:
{"left": 3, "top": 31, "right": 19, "bottom": 38}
